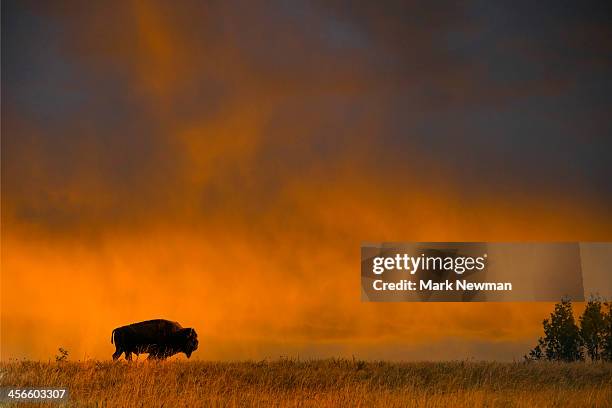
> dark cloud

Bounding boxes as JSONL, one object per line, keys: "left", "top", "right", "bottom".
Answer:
{"left": 2, "top": 1, "right": 612, "bottom": 239}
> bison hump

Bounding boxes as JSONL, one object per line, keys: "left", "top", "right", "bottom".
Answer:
{"left": 119, "top": 319, "right": 183, "bottom": 338}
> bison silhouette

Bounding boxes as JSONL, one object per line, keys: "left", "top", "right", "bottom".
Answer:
{"left": 111, "top": 319, "right": 198, "bottom": 360}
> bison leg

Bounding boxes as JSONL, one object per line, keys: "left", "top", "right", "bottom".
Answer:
{"left": 112, "top": 348, "right": 123, "bottom": 361}
{"left": 125, "top": 351, "right": 133, "bottom": 361}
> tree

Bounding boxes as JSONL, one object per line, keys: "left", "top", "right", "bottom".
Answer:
{"left": 527, "top": 298, "right": 583, "bottom": 362}
{"left": 579, "top": 297, "right": 605, "bottom": 361}
{"left": 602, "top": 302, "right": 612, "bottom": 362}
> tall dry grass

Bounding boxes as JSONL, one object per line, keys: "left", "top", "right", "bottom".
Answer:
{"left": 1, "top": 359, "right": 611, "bottom": 407}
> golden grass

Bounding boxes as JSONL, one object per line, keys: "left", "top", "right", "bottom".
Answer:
{"left": 1, "top": 359, "right": 611, "bottom": 407}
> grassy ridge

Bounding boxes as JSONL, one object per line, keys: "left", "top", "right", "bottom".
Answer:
{"left": 1, "top": 359, "right": 611, "bottom": 407}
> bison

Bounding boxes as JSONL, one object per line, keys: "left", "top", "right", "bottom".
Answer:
{"left": 111, "top": 319, "right": 198, "bottom": 361}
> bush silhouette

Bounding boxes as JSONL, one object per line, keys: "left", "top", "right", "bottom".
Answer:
{"left": 56, "top": 347, "right": 69, "bottom": 362}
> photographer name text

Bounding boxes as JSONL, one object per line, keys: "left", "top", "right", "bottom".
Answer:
{"left": 372, "top": 279, "right": 512, "bottom": 291}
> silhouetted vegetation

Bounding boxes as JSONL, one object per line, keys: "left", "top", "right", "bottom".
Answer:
{"left": 55, "top": 347, "right": 69, "bottom": 363}
{"left": 581, "top": 298, "right": 606, "bottom": 361}
{"left": 603, "top": 301, "right": 612, "bottom": 361}
{"left": 527, "top": 297, "right": 612, "bottom": 362}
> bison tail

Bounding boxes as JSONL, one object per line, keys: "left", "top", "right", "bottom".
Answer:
{"left": 111, "top": 329, "right": 116, "bottom": 344}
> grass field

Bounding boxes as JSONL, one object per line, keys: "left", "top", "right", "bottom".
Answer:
{"left": 1, "top": 359, "right": 611, "bottom": 407}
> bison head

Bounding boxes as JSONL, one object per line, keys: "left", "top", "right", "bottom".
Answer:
{"left": 178, "top": 328, "right": 198, "bottom": 358}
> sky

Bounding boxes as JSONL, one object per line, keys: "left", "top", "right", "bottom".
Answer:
{"left": 2, "top": 0, "right": 611, "bottom": 361}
